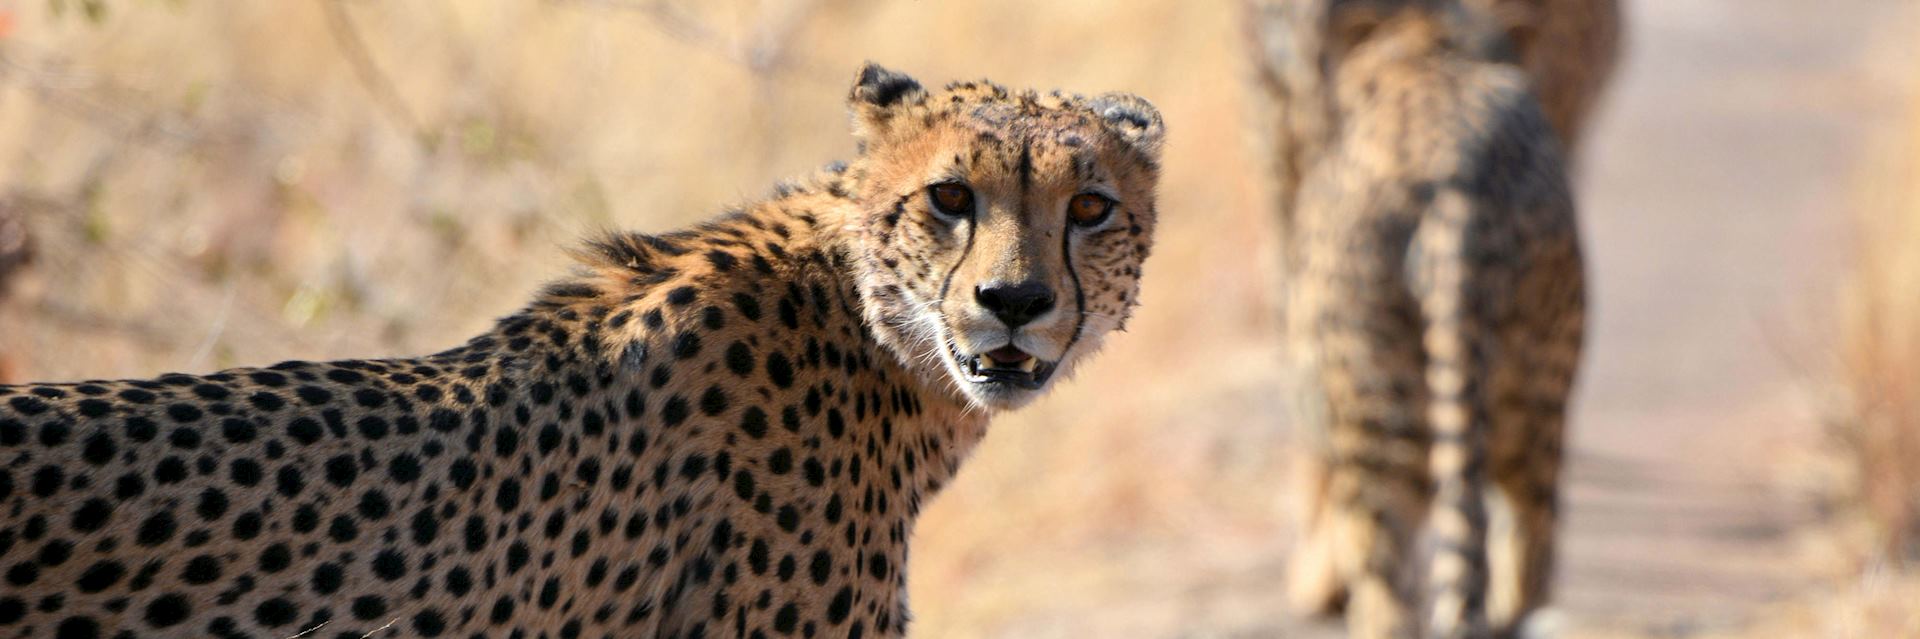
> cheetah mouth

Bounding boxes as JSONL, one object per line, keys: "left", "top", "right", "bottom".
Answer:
{"left": 955, "top": 345, "right": 1055, "bottom": 389}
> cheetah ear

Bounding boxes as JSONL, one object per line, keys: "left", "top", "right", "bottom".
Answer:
{"left": 848, "top": 63, "right": 927, "bottom": 140}
{"left": 1089, "top": 92, "right": 1165, "bottom": 157}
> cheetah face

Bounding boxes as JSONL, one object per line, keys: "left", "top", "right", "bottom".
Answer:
{"left": 845, "top": 64, "right": 1163, "bottom": 410}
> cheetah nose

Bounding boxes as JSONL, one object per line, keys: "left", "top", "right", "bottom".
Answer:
{"left": 974, "top": 281, "right": 1055, "bottom": 329}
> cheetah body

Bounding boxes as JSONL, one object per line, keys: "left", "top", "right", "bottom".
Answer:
{"left": 0, "top": 65, "right": 1164, "bottom": 639}
{"left": 1250, "top": 3, "right": 1588, "bottom": 638}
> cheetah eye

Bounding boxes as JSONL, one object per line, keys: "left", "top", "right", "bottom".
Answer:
{"left": 1068, "top": 193, "right": 1115, "bottom": 227}
{"left": 927, "top": 183, "right": 974, "bottom": 218}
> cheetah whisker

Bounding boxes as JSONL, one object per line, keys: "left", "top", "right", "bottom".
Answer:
{"left": 286, "top": 621, "right": 328, "bottom": 639}
{"left": 361, "top": 618, "right": 400, "bottom": 638}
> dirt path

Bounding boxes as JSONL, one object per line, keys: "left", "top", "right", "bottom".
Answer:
{"left": 1557, "top": 0, "right": 1911, "bottom": 634}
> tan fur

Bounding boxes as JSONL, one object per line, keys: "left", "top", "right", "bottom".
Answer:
{"left": 1248, "top": 3, "right": 1590, "bottom": 638}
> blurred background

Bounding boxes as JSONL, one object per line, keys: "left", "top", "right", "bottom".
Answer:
{"left": 1, "top": 0, "right": 1917, "bottom": 636}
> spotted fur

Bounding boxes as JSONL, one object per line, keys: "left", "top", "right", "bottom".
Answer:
{"left": 0, "top": 64, "right": 1162, "bottom": 639}
{"left": 1248, "top": 3, "right": 1588, "bottom": 638}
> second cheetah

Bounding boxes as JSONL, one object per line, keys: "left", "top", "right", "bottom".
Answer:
{"left": 1249, "top": 2, "right": 1588, "bottom": 638}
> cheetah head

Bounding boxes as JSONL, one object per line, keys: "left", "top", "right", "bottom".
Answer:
{"left": 843, "top": 64, "right": 1164, "bottom": 411}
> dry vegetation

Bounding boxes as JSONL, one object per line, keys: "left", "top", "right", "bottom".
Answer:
{"left": 0, "top": 1, "right": 1300, "bottom": 635}
{"left": 1714, "top": 19, "right": 1920, "bottom": 639}
{"left": 1832, "top": 78, "right": 1920, "bottom": 569}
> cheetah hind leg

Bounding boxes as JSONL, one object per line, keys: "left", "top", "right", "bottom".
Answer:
{"left": 1287, "top": 450, "right": 1348, "bottom": 617}
{"left": 1488, "top": 383, "right": 1571, "bottom": 637}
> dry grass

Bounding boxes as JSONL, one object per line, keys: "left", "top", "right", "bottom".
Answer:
{"left": 0, "top": 1, "right": 1300, "bottom": 635}
{"left": 1828, "top": 62, "right": 1920, "bottom": 571}
{"left": 1719, "top": 18, "right": 1920, "bottom": 639}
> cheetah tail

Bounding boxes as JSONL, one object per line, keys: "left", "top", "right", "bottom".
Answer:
{"left": 1412, "top": 189, "right": 1494, "bottom": 639}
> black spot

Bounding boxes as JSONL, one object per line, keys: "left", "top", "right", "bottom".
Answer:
{"left": 777, "top": 505, "right": 800, "bottom": 532}
{"left": 734, "top": 471, "right": 757, "bottom": 501}
{"left": 672, "top": 332, "right": 702, "bottom": 359}
{"left": 413, "top": 609, "right": 447, "bottom": 636}
{"left": 55, "top": 616, "right": 100, "bottom": 639}
{"left": 286, "top": 417, "right": 323, "bottom": 445}
{"left": 732, "top": 293, "right": 763, "bottom": 321}
{"left": 738, "top": 407, "right": 769, "bottom": 439}
{"left": 167, "top": 427, "right": 201, "bottom": 450}
{"left": 258, "top": 544, "right": 292, "bottom": 573}
{"left": 165, "top": 404, "right": 203, "bottom": 423}
{"left": 219, "top": 418, "right": 257, "bottom": 444}
{"left": 76, "top": 561, "right": 126, "bottom": 593}
{"left": 410, "top": 509, "right": 440, "bottom": 545}
{"left": 662, "top": 396, "right": 691, "bottom": 427}
{"left": 324, "top": 455, "right": 358, "bottom": 487}
{"left": 116, "top": 389, "right": 157, "bottom": 404}
{"left": 136, "top": 512, "right": 177, "bottom": 547}
{"left": 506, "top": 542, "right": 530, "bottom": 573}
{"left": 196, "top": 489, "right": 229, "bottom": 521}
{"left": 5, "top": 563, "right": 37, "bottom": 587}
{"left": 276, "top": 466, "right": 304, "bottom": 497}
{"left": 764, "top": 353, "right": 795, "bottom": 388}
{"left": 327, "top": 515, "right": 359, "bottom": 543}
{"left": 155, "top": 454, "right": 191, "bottom": 485}
{"left": 295, "top": 386, "right": 332, "bottom": 405}
{"left": 358, "top": 490, "right": 392, "bottom": 520}
{"left": 248, "top": 392, "right": 285, "bottom": 411}
{"left": 495, "top": 479, "right": 521, "bottom": 511}
{"left": 666, "top": 286, "right": 698, "bottom": 306}
{"left": 448, "top": 459, "right": 478, "bottom": 490}
{"left": 77, "top": 399, "right": 111, "bottom": 418}
{"left": 372, "top": 549, "right": 406, "bottom": 581}
{"left": 39, "top": 421, "right": 69, "bottom": 446}
{"left": 324, "top": 369, "right": 366, "bottom": 384}
{"left": 773, "top": 603, "right": 799, "bottom": 633}
{"left": 71, "top": 498, "right": 113, "bottom": 532}
{"left": 181, "top": 556, "right": 221, "bottom": 585}
{"left": 253, "top": 598, "right": 297, "bottom": 628}
{"left": 248, "top": 371, "right": 288, "bottom": 387}
{"left": 803, "top": 458, "right": 826, "bottom": 487}
{"left": 144, "top": 593, "right": 191, "bottom": 628}
{"left": 809, "top": 550, "right": 832, "bottom": 584}
{"left": 768, "top": 448, "right": 793, "bottom": 474}
{"left": 463, "top": 517, "right": 487, "bottom": 553}
{"left": 232, "top": 512, "right": 263, "bottom": 540}
{"left": 389, "top": 454, "right": 423, "bottom": 483}
{"left": 229, "top": 459, "right": 263, "bottom": 486}
{"left": 7, "top": 396, "right": 49, "bottom": 415}
{"left": 679, "top": 454, "right": 709, "bottom": 480}
{"left": 725, "top": 342, "right": 754, "bottom": 376}
{"left": 827, "top": 586, "right": 853, "bottom": 624}
{"left": 312, "top": 563, "right": 345, "bottom": 595}
{"left": 356, "top": 415, "right": 390, "bottom": 439}
{"left": 778, "top": 298, "right": 800, "bottom": 329}
{"left": 428, "top": 408, "right": 461, "bottom": 433}
{"left": 351, "top": 596, "right": 386, "bottom": 620}
{"left": 351, "top": 388, "right": 387, "bottom": 408}
{"left": 699, "top": 386, "right": 730, "bottom": 416}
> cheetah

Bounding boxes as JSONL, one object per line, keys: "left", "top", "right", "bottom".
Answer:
{"left": 0, "top": 64, "right": 1164, "bottom": 639}
{"left": 1247, "top": 2, "right": 1588, "bottom": 638}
